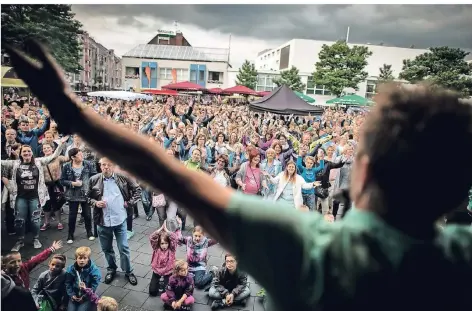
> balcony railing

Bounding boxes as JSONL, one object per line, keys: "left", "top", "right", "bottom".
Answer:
{"left": 207, "top": 79, "right": 223, "bottom": 84}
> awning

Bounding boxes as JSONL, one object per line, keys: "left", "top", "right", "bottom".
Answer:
{"left": 207, "top": 88, "right": 223, "bottom": 94}
{"left": 294, "top": 91, "right": 316, "bottom": 103}
{"left": 222, "top": 85, "right": 257, "bottom": 95}
{"left": 326, "top": 94, "right": 372, "bottom": 106}
{"left": 2, "top": 66, "right": 28, "bottom": 88}
{"left": 162, "top": 81, "right": 206, "bottom": 91}
{"left": 141, "top": 89, "right": 178, "bottom": 95}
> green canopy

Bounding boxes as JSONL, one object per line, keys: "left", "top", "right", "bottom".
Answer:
{"left": 326, "top": 94, "right": 372, "bottom": 106}
{"left": 294, "top": 91, "right": 316, "bottom": 103}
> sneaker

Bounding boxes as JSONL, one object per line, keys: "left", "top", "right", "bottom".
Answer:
{"left": 211, "top": 300, "right": 225, "bottom": 310}
{"left": 78, "top": 205, "right": 82, "bottom": 213}
{"left": 88, "top": 234, "right": 95, "bottom": 241}
{"left": 40, "top": 223, "right": 50, "bottom": 231}
{"left": 67, "top": 235, "right": 74, "bottom": 244}
{"left": 238, "top": 298, "right": 248, "bottom": 307}
{"left": 126, "top": 230, "right": 134, "bottom": 240}
{"left": 33, "top": 239, "right": 42, "bottom": 249}
{"left": 57, "top": 223, "right": 64, "bottom": 230}
{"left": 11, "top": 240, "right": 24, "bottom": 252}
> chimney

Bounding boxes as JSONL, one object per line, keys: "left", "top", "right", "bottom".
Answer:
{"left": 175, "top": 32, "right": 184, "bottom": 46}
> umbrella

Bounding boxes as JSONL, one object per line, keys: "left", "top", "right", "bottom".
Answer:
{"left": 326, "top": 94, "right": 372, "bottom": 106}
{"left": 87, "top": 91, "right": 152, "bottom": 101}
{"left": 222, "top": 85, "right": 257, "bottom": 95}
{"left": 162, "top": 81, "right": 205, "bottom": 91}
{"left": 208, "top": 88, "right": 223, "bottom": 94}
{"left": 257, "top": 91, "right": 271, "bottom": 97}
{"left": 141, "top": 89, "right": 178, "bottom": 95}
{"left": 2, "top": 66, "right": 28, "bottom": 88}
{"left": 294, "top": 91, "right": 316, "bottom": 103}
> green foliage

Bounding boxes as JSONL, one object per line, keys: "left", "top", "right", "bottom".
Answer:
{"left": 236, "top": 60, "right": 258, "bottom": 90}
{"left": 272, "top": 66, "right": 305, "bottom": 92}
{"left": 399, "top": 47, "right": 472, "bottom": 98}
{"left": 2, "top": 4, "right": 84, "bottom": 73}
{"left": 378, "top": 64, "right": 395, "bottom": 82}
{"left": 312, "top": 41, "right": 372, "bottom": 97}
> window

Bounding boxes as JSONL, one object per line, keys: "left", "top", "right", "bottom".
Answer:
{"left": 256, "top": 74, "right": 279, "bottom": 92}
{"left": 176, "top": 69, "right": 188, "bottom": 81}
{"left": 159, "top": 68, "right": 172, "bottom": 80}
{"left": 306, "top": 76, "right": 331, "bottom": 95}
{"left": 190, "top": 69, "right": 197, "bottom": 82}
{"left": 365, "top": 80, "right": 377, "bottom": 99}
{"left": 198, "top": 70, "right": 205, "bottom": 82}
{"left": 125, "top": 67, "right": 139, "bottom": 79}
{"left": 208, "top": 71, "right": 222, "bottom": 82}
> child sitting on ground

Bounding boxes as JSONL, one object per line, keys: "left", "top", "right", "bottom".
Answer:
{"left": 31, "top": 254, "right": 68, "bottom": 311}
{"left": 149, "top": 218, "right": 181, "bottom": 296}
{"left": 78, "top": 282, "right": 118, "bottom": 311}
{"left": 179, "top": 226, "right": 218, "bottom": 289}
{"left": 65, "top": 246, "right": 101, "bottom": 311}
{"left": 2, "top": 240, "right": 63, "bottom": 288}
{"left": 161, "top": 260, "right": 195, "bottom": 311}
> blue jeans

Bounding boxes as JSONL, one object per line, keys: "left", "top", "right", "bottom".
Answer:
{"left": 209, "top": 285, "right": 251, "bottom": 301}
{"left": 192, "top": 270, "right": 213, "bottom": 289}
{"left": 302, "top": 193, "right": 316, "bottom": 211}
{"left": 97, "top": 220, "right": 133, "bottom": 274}
{"left": 67, "top": 300, "right": 92, "bottom": 311}
{"left": 15, "top": 197, "right": 40, "bottom": 238}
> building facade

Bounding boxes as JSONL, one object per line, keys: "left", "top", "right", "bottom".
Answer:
{"left": 122, "top": 30, "right": 230, "bottom": 91}
{"left": 251, "top": 39, "right": 431, "bottom": 103}
{"left": 66, "top": 31, "right": 122, "bottom": 91}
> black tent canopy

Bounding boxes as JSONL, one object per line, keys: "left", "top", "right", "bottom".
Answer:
{"left": 249, "top": 85, "right": 324, "bottom": 115}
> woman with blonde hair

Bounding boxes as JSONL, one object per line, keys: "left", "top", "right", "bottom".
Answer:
{"left": 263, "top": 160, "right": 320, "bottom": 209}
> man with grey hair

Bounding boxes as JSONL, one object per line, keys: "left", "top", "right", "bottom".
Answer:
{"left": 88, "top": 157, "right": 141, "bottom": 286}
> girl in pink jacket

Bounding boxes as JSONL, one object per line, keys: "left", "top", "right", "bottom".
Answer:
{"left": 148, "top": 219, "right": 181, "bottom": 296}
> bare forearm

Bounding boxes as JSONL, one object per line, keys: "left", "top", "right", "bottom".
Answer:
{"left": 68, "top": 100, "right": 234, "bottom": 244}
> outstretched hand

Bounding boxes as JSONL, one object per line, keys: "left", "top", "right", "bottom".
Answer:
{"left": 5, "top": 41, "right": 82, "bottom": 134}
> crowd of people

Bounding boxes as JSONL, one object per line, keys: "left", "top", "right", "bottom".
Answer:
{"left": 1, "top": 90, "right": 367, "bottom": 311}
{"left": 2, "top": 51, "right": 472, "bottom": 310}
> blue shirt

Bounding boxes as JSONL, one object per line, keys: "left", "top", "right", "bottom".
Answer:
{"left": 102, "top": 174, "right": 126, "bottom": 227}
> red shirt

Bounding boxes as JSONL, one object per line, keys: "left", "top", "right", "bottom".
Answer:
{"left": 8, "top": 247, "right": 53, "bottom": 289}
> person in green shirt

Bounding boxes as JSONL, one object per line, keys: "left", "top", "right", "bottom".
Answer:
{"left": 7, "top": 42, "right": 472, "bottom": 311}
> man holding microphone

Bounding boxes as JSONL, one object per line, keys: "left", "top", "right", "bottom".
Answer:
{"left": 88, "top": 157, "right": 141, "bottom": 286}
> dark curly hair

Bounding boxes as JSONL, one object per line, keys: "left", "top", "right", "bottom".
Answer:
{"left": 356, "top": 83, "right": 472, "bottom": 221}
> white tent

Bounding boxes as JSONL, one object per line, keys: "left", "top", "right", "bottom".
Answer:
{"left": 87, "top": 91, "right": 152, "bottom": 101}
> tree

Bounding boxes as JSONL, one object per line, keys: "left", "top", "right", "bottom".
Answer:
{"left": 236, "top": 60, "right": 258, "bottom": 89}
{"left": 399, "top": 47, "right": 472, "bottom": 98}
{"left": 312, "top": 41, "right": 372, "bottom": 97}
{"left": 378, "top": 64, "right": 395, "bottom": 82}
{"left": 1, "top": 4, "right": 83, "bottom": 73}
{"left": 273, "top": 66, "right": 305, "bottom": 92}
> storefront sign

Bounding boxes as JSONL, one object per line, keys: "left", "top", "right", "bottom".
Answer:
{"left": 157, "top": 29, "right": 176, "bottom": 37}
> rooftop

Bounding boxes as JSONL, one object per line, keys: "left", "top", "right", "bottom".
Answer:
{"left": 122, "top": 44, "right": 229, "bottom": 63}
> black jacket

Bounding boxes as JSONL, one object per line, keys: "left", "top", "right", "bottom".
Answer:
{"left": 315, "top": 159, "right": 345, "bottom": 189}
{"left": 88, "top": 172, "right": 142, "bottom": 226}
{"left": 211, "top": 267, "right": 248, "bottom": 297}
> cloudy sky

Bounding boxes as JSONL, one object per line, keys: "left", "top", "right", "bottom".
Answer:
{"left": 71, "top": 4, "right": 472, "bottom": 68}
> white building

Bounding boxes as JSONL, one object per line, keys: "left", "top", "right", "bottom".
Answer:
{"left": 121, "top": 30, "right": 230, "bottom": 92}
{"left": 250, "top": 39, "right": 431, "bottom": 103}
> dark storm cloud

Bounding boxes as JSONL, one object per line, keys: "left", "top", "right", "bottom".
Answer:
{"left": 72, "top": 4, "right": 472, "bottom": 50}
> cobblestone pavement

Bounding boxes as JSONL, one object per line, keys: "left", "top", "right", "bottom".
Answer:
{"left": 1, "top": 206, "right": 266, "bottom": 311}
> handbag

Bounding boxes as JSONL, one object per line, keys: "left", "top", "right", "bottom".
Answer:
{"left": 46, "top": 164, "right": 66, "bottom": 206}
{"left": 152, "top": 194, "right": 167, "bottom": 208}
{"left": 249, "top": 167, "right": 263, "bottom": 196}
{"left": 315, "top": 186, "right": 329, "bottom": 199}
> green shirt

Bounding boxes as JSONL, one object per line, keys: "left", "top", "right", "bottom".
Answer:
{"left": 226, "top": 192, "right": 472, "bottom": 311}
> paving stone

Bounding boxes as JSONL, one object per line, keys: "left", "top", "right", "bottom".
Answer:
{"left": 96, "top": 283, "right": 111, "bottom": 296}
{"left": 141, "top": 296, "right": 164, "bottom": 311}
{"left": 121, "top": 290, "right": 149, "bottom": 308}
{"left": 132, "top": 225, "right": 149, "bottom": 234}
{"left": 108, "top": 273, "right": 130, "bottom": 287}
{"left": 102, "top": 285, "right": 130, "bottom": 302}
{"left": 124, "top": 276, "right": 148, "bottom": 292}
{"left": 133, "top": 253, "right": 152, "bottom": 265}
{"left": 128, "top": 240, "right": 145, "bottom": 251}
{"left": 131, "top": 263, "right": 151, "bottom": 278}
